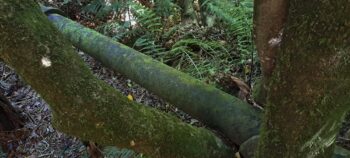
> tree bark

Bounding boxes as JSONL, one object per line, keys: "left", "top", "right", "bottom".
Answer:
{"left": 198, "top": 0, "right": 216, "bottom": 27}
{"left": 0, "top": 1, "right": 234, "bottom": 157}
{"left": 257, "top": 0, "right": 350, "bottom": 157}
{"left": 253, "top": 0, "right": 289, "bottom": 105}
{"left": 178, "top": 0, "right": 198, "bottom": 25}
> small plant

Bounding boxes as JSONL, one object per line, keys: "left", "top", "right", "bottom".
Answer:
{"left": 81, "top": 0, "right": 258, "bottom": 81}
{"left": 203, "top": 0, "right": 255, "bottom": 63}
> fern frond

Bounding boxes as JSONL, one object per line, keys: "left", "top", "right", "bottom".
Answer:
{"left": 166, "top": 38, "right": 230, "bottom": 78}
{"left": 129, "top": 2, "right": 162, "bottom": 34}
{"left": 202, "top": 0, "right": 254, "bottom": 61}
{"left": 82, "top": 0, "right": 130, "bottom": 18}
{"left": 153, "top": 0, "right": 179, "bottom": 18}
{"left": 103, "top": 146, "right": 143, "bottom": 158}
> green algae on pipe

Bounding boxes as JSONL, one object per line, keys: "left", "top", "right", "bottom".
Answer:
{"left": 43, "top": 9, "right": 262, "bottom": 144}
{"left": 1, "top": 1, "right": 234, "bottom": 157}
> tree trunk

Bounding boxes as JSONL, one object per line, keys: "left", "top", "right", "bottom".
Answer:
{"left": 178, "top": 0, "right": 198, "bottom": 25}
{"left": 198, "top": 0, "right": 216, "bottom": 27}
{"left": 0, "top": 1, "right": 234, "bottom": 157}
{"left": 253, "top": 0, "right": 289, "bottom": 105}
{"left": 257, "top": 0, "right": 350, "bottom": 157}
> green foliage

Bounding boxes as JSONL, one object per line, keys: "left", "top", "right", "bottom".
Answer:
{"left": 134, "top": 35, "right": 165, "bottom": 55}
{"left": 128, "top": 2, "right": 166, "bottom": 55}
{"left": 103, "top": 146, "right": 143, "bottom": 158}
{"left": 202, "top": 0, "right": 255, "bottom": 63}
{"left": 82, "top": 0, "right": 128, "bottom": 18}
{"left": 81, "top": 0, "right": 257, "bottom": 80}
{"left": 167, "top": 38, "right": 230, "bottom": 78}
{"left": 88, "top": 1, "right": 163, "bottom": 55}
{"left": 153, "top": 0, "right": 179, "bottom": 18}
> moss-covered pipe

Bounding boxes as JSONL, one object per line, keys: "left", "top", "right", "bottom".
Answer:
{"left": 1, "top": 1, "right": 234, "bottom": 157}
{"left": 42, "top": 6, "right": 262, "bottom": 144}
{"left": 39, "top": 6, "right": 350, "bottom": 157}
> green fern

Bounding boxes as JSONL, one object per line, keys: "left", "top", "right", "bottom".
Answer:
{"left": 129, "top": 2, "right": 162, "bottom": 34}
{"left": 103, "top": 146, "right": 143, "bottom": 158}
{"left": 82, "top": 0, "right": 129, "bottom": 18}
{"left": 202, "top": 0, "right": 254, "bottom": 63}
{"left": 127, "top": 2, "right": 166, "bottom": 55}
{"left": 82, "top": 0, "right": 256, "bottom": 80}
{"left": 165, "top": 38, "right": 229, "bottom": 78}
{"left": 81, "top": 146, "right": 143, "bottom": 158}
{"left": 153, "top": 0, "right": 179, "bottom": 18}
{"left": 134, "top": 35, "right": 166, "bottom": 55}
{"left": 88, "top": 1, "right": 165, "bottom": 55}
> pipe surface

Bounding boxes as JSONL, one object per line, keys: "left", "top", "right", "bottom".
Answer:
{"left": 42, "top": 6, "right": 262, "bottom": 144}
{"left": 40, "top": 7, "right": 350, "bottom": 157}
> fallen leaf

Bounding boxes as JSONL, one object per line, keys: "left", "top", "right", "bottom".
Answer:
{"left": 127, "top": 94, "right": 133, "bottom": 101}
{"left": 230, "top": 76, "right": 250, "bottom": 101}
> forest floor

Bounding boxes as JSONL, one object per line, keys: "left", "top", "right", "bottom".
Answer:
{"left": 1, "top": 50, "right": 350, "bottom": 157}
{"left": 0, "top": 50, "right": 211, "bottom": 157}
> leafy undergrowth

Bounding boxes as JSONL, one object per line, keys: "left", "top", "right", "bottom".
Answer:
{"left": 39, "top": 0, "right": 260, "bottom": 89}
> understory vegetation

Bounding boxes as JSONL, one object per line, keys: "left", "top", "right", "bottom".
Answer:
{"left": 46, "top": 0, "right": 259, "bottom": 89}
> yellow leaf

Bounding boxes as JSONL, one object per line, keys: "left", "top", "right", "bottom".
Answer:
{"left": 244, "top": 65, "right": 251, "bottom": 75}
{"left": 127, "top": 94, "right": 133, "bottom": 101}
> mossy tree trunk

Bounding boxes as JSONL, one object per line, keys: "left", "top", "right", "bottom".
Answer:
{"left": 253, "top": 0, "right": 288, "bottom": 105}
{"left": 257, "top": 0, "right": 350, "bottom": 157}
{"left": 177, "top": 0, "right": 198, "bottom": 25}
{"left": 198, "top": 0, "right": 216, "bottom": 27}
{"left": 0, "top": 1, "right": 234, "bottom": 157}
